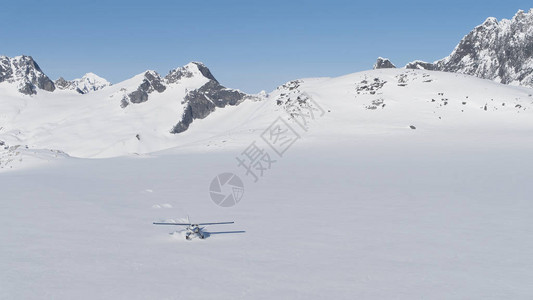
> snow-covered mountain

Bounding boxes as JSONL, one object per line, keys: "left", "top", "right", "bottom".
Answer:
{"left": 0, "top": 59, "right": 259, "bottom": 159}
{"left": 2, "top": 65, "right": 532, "bottom": 167}
{"left": 2, "top": 6, "right": 533, "bottom": 166}
{"left": 55, "top": 72, "right": 111, "bottom": 94}
{"left": 404, "top": 9, "right": 533, "bottom": 87}
{"left": 0, "top": 55, "right": 55, "bottom": 95}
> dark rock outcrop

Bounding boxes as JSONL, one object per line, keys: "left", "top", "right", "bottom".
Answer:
{"left": 373, "top": 57, "right": 396, "bottom": 69}
{"left": 0, "top": 57, "right": 13, "bottom": 82}
{"left": 192, "top": 62, "right": 217, "bottom": 81}
{"left": 54, "top": 77, "right": 70, "bottom": 89}
{"left": 170, "top": 79, "right": 249, "bottom": 133}
{"left": 126, "top": 71, "right": 166, "bottom": 104}
{"left": 405, "top": 60, "right": 436, "bottom": 70}
{"left": 54, "top": 77, "right": 84, "bottom": 94}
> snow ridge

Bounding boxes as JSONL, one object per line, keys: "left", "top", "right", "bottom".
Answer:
{"left": 55, "top": 72, "right": 111, "bottom": 94}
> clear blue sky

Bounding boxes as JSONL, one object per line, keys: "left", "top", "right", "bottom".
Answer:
{"left": 1, "top": 0, "right": 531, "bottom": 93}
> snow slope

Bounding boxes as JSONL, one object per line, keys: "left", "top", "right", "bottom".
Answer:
{"left": 1, "top": 124, "right": 532, "bottom": 299}
{"left": 1, "top": 68, "right": 533, "bottom": 299}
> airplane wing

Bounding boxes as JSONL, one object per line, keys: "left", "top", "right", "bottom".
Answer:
{"left": 197, "top": 222, "right": 235, "bottom": 225}
{"left": 205, "top": 230, "right": 246, "bottom": 235}
{"left": 153, "top": 222, "right": 191, "bottom": 225}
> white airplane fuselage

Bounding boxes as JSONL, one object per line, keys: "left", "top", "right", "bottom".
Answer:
{"left": 185, "top": 224, "right": 205, "bottom": 240}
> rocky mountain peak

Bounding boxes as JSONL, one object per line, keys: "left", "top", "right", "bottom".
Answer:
{"left": 77, "top": 72, "right": 111, "bottom": 93}
{"left": 54, "top": 77, "right": 70, "bottom": 89}
{"left": 168, "top": 63, "right": 252, "bottom": 134}
{"left": 405, "top": 9, "right": 533, "bottom": 87}
{"left": 0, "top": 55, "right": 55, "bottom": 95}
{"left": 165, "top": 61, "right": 217, "bottom": 84}
{"left": 373, "top": 57, "right": 396, "bottom": 69}
{"left": 190, "top": 62, "right": 217, "bottom": 81}
{"left": 513, "top": 9, "right": 531, "bottom": 21}
{"left": 55, "top": 72, "right": 111, "bottom": 94}
{"left": 481, "top": 17, "right": 498, "bottom": 26}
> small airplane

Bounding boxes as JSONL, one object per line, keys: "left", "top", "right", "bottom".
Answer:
{"left": 153, "top": 218, "right": 245, "bottom": 240}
